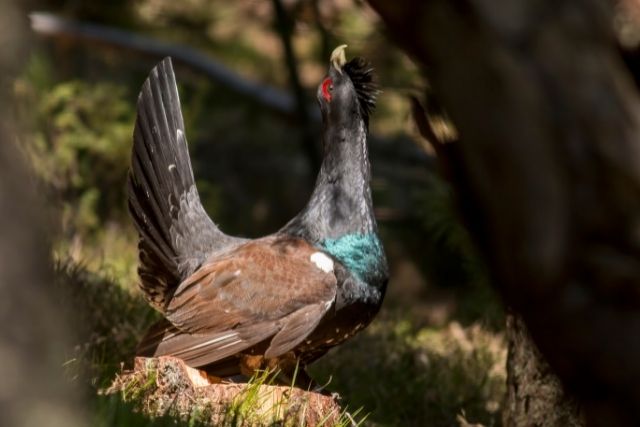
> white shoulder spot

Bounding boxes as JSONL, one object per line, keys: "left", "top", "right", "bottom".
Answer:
{"left": 310, "top": 252, "right": 334, "bottom": 273}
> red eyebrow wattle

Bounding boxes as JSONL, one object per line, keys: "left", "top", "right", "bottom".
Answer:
{"left": 321, "top": 78, "right": 333, "bottom": 102}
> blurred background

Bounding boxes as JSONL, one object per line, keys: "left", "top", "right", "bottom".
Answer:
{"left": 0, "top": 0, "right": 521, "bottom": 425}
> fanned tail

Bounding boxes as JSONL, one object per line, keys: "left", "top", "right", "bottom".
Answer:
{"left": 128, "top": 57, "right": 238, "bottom": 311}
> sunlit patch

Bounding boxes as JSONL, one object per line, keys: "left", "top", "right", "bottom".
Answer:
{"left": 321, "top": 78, "right": 333, "bottom": 102}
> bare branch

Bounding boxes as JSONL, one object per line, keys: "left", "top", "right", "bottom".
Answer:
{"left": 30, "top": 11, "right": 298, "bottom": 116}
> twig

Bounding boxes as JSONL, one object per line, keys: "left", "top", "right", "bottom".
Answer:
{"left": 271, "top": 0, "right": 320, "bottom": 171}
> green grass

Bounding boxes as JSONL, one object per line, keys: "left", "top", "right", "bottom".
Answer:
{"left": 54, "top": 260, "right": 159, "bottom": 389}
{"left": 310, "top": 315, "right": 506, "bottom": 426}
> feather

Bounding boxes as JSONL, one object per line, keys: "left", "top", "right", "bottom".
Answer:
{"left": 265, "top": 302, "right": 329, "bottom": 358}
{"left": 136, "top": 236, "right": 337, "bottom": 370}
{"left": 343, "top": 57, "right": 380, "bottom": 127}
{"left": 128, "top": 57, "right": 243, "bottom": 310}
{"left": 141, "top": 321, "right": 277, "bottom": 368}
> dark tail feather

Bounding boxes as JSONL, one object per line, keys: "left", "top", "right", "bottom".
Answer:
{"left": 128, "top": 57, "right": 235, "bottom": 310}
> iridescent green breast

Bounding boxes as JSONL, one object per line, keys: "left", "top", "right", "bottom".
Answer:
{"left": 320, "top": 233, "right": 385, "bottom": 284}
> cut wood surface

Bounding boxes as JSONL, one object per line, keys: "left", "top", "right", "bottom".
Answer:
{"left": 105, "top": 357, "right": 343, "bottom": 426}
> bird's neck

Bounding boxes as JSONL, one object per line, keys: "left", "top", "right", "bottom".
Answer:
{"left": 283, "top": 115, "right": 387, "bottom": 287}
{"left": 291, "top": 117, "right": 376, "bottom": 242}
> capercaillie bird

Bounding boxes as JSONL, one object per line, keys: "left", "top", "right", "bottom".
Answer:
{"left": 128, "top": 45, "right": 388, "bottom": 387}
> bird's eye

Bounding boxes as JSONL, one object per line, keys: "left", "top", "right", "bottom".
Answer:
{"left": 321, "top": 78, "right": 333, "bottom": 102}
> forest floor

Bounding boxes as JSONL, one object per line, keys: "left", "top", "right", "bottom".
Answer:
{"left": 57, "top": 242, "right": 506, "bottom": 426}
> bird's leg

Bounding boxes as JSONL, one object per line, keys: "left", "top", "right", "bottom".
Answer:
{"left": 240, "top": 354, "right": 264, "bottom": 378}
{"left": 204, "top": 373, "right": 224, "bottom": 384}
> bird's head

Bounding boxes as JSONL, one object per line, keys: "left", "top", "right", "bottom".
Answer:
{"left": 317, "top": 45, "right": 378, "bottom": 128}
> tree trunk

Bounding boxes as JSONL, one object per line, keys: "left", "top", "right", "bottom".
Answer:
{"left": 504, "top": 314, "right": 584, "bottom": 426}
{"left": 368, "top": 0, "right": 640, "bottom": 424}
{"left": 0, "top": 2, "right": 85, "bottom": 425}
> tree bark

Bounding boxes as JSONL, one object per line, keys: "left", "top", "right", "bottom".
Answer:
{"left": 0, "top": 2, "right": 85, "bottom": 425}
{"left": 369, "top": 0, "right": 640, "bottom": 425}
{"left": 411, "top": 94, "right": 585, "bottom": 427}
{"left": 504, "top": 314, "right": 584, "bottom": 426}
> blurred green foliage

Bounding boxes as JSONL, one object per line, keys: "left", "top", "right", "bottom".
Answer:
{"left": 18, "top": 54, "right": 132, "bottom": 232}
{"left": 418, "top": 174, "right": 504, "bottom": 330}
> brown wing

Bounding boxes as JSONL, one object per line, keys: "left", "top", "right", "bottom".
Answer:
{"left": 141, "top": 236, "right": 337, "bottom": 367}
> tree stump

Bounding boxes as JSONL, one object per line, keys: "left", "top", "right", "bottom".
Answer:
{"left": 105, "top": 357, "right": 344, "bottom": 426}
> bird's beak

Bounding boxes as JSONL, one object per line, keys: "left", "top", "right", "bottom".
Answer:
{"left": 330, "top": 44, "right": 348, "bottom": 74}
